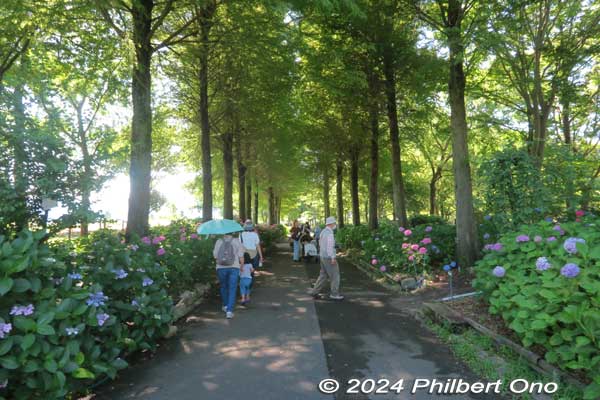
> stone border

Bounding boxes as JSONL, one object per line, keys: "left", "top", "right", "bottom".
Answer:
{"left": 164, "top": 281, "right": 214, "bottom": 338}
{"left": 420, "top": 301, "right": 587, "bottom": 390}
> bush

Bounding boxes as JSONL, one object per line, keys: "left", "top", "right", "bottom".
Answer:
{"left": 472, "top": 212, "right": 600, "bottom": 399}
{"left": 409, "top": 214, "right": 448, "bottom": 227}
{"left": 0, "top": 231, "right": 133, "bottom": 399}
{"left": 256, "top": 224, "right": 286, "bottom": 252}
{"left": 338, "top": 222, "right": 456, "bottom": 276}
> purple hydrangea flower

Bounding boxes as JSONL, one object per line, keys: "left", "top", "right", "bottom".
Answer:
{"left": 131, "top": 299, "right": 140, "bottom": 307}
{"left": 142, "top": 277, "right": 154, "bottom": 287}
{"left": 492, "top": 266, "right": 506, "bottom": 277}
{"left": 560, "top": 263, "right": 580, "bottom": 278}
{"left": 87, "top": 292, "right": 108, "bottom": 307}
{"left": 0, "top": 380, "right": 6, "bottom": 389}
{"left": 379, "top": 265, "right": 387, "bottom": 272}
{"left": 553, "top": 225, "right": 565, "bottom": 235}
{"left": 547, "top": 236, "right": 557, "bottom": 242}
{"left": 10, "top": 304, "right": 35, "bottom": 316}
{"left": 534, "top": 235, "right": 542, "bottom": 243}
{"left": 141, "top": 236, "right": 151, "bottom": 245}
{"left": 113, "top": 269, "right": 128, "bottom": 279}
{"left": 156, "top": 248, "right": 166, "bottom": 256}
{"left": 516, "top": 235, "right": 530, "bottom": 243}
{"left": 96, "top": 313, "right": 110, "bottom": 326}
{"left": 484, "top": 243, "right": 503, "bottom": 251}
{"left": 425, "top": 226, "right": 433, "bottom": 232}
{"left": 536, "top": 257, "right": 551, "bottom": 271}
{"left": 65, "top": 327, "right": 79, "bottom": 336}
{"left": 0, "top": 323, "right": 12, "bottom": 339}
{"left": 563, "top": 237, "right": 586, "bottom": 254}
{"left": 68, "top": 273, "right": 82, "bottom": 280}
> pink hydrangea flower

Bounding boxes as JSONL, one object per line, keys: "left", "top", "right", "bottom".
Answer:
{"left": 408, "top": 255, "right": 415, "bottom": 262}
{"left": 419, "top": 247, "right": 427, "bottom": 254}
{"left": 190, "top": 233, "right": 198, "bottom": 239}
{"left": 411, "top": 244, "right": 419, "bottom": 251}
{"left": 371, "top": 259, "right": 378, "bottom": 265}
{"left": 575, "top": 210, "right": 585, "bottom": 217}
{"left": 402, "top": 243, "right": 409, "bottom": 249}
{"left": 379, "top": 265, "right": 386, "bottom": 272}
{"left": 421, "top": 237, "right": 432, "bottom": 245}
{"left": 157, "top": 248, "right": 166, "bottom": 256}
{"left": 404, "top": 229, "right": 412, "bottom": 236}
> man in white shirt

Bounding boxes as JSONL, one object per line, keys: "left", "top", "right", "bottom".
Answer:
{"left": 308, "top": 217, "right": 343, "bottom": 300}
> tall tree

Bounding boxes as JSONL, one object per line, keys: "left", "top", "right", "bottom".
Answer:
{"left": 99, "top": 0, "right": 197, "bottom": 238}
{"left": 415, "top": 0, "right": 480, "bottom": 267}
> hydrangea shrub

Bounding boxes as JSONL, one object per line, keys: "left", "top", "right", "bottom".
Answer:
{"left": 473, "top": 214, "right": 600, "bottom": 399}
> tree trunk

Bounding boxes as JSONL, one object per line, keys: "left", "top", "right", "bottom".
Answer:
{"left": 126, "top": 0, "right": 154, "bottom": 238}
{"left": 267, "top": 186, "right": 276, "bottom": 224}
{"left": 323, "top": 167, "right": 331, "bottom": 220}
{"left": 562, "top": 99, "right": 572, "bottom": 147}
{"left": 336, "top": 159, "right": 345, "bottom": 228}
{"left": 429, "top": 176, "right": 437, "bottom": 216}
{"left": 246, "top": 176, "right": 252, "bottom": 221}
{"left": 235, "top": 137, "right": 246, "bottom": 221}
{"left": 253, "top": 182, "right": 259, "bottom": 223}
{"left": 78, "top": 103, "right": 92, "bottom": 237}
{"left": 197, "top": 2, "right": 216, "bottom": 222}
{"left": 447, "top": 0, "right": 479, "bottom": 267}
{"left": 222, "top": 130, "right": 234, "bottom": 219}
{"left": 276, "top": 196, "right": 281, "bottom": 224}
{"left": 350, "top": 147, "right": 360, "bottom": 225}
{"left": 383, "top": 48, "right": 408, "bottom": 227}
{"left": 367, "top": 72, "right": 379, "bottom": 231}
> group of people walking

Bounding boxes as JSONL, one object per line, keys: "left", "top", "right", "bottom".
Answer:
{"left": 212, "top": 216, "right": 343, "bottom": 320}
{"left": 212, "top": 220, "right": 263, "bottom": 319}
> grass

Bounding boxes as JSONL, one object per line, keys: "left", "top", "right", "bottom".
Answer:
{"left": 424, "top": 318, "right": 583, "bottom": 400}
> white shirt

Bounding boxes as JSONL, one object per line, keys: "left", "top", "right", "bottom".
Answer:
{"left": 240, "top": 231, "right": 260, "bottom": 251}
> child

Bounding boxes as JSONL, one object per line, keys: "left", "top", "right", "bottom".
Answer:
{"left": 240, "top": 253, "right": 255, "bottom": 305}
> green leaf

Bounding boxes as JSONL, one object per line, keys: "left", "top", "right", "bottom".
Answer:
{"left": 576, "top": 336, "right": 592, "bottom": 347}
{"left": 30, "top": 277, "right": 42, "bottom": 292}
{"left": 12, "top": 278, "right": 31, "bottom": 292}
{"left": 37, "top": 312, "right": 55, "bottom": 326}
{"left": 111, "top": 358, "right": 128, "bottom": 370}
{"left": 72, "top": 367, "right": 95, "bottom": 379}
{"left": 44, "top": 359, "right": 57, "bottom": 373}
{"left": 0, "top": 337, "right": 14, "bottom": 356}
{"left": 0, "top": 277, "right": 13, "bottom": 295}
{"left": 531, "top": 319, "right": 547, "bottom": 330}
{"left": 0, "top": 356, "right": 19, "bottom": 369}
{"left": 13, "top": 317, "right": 36, "bottom": 332}
{"left": 23, "top": 360, "right": 40, "bottom": 372}
{"left": 37, "top": 324, "right": 55, "bottom": 336}
{"left": 21, "top": 334, "right": 35, "bottom": 351}
{"left": 583, "top": 382, "right": 600, "bottom": 400}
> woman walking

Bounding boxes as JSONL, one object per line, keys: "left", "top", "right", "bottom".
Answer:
{"left": 290, "top": 220, "right": 301, "bottom": 262}
{"left": 213, "top": 233, "right": 245, "bottom": 319}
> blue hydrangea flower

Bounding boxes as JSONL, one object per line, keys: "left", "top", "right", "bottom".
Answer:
{"left": 492, "top": 266, "right": 505, "bottom": 277}
{"left": 131, "top": 299, "right": 140, "bottom": 307}
{"left": 450, "top": 261, "right": 457, "bottom": 268}
{"left": 443, "top": 265, "right": 451, "bottom": 272}
{"left": 0, "top": 323, "right": 12, "bottom": 339}
{"left": 68, "top": 273, "right": 82, "bottom": 280}
{"left": 113, "top": 269, "right": 128, "bottom": 279}
{"left": 536, "top": 257, "right": 551, "bottom": 271}
{"left": 483, "top": 233, "right": 490, "bottom": 240}
{"left": 96, "top": 313, "right": 110, "bottom": 326}
{"left": 545, "top": 217, "right": 553, "bottom": 222}
{"left": 65, "top": 327, "right": 79, "bottom": 336}
{"left": 560, "top": 263, "right": 580, "bottom": 278}
{"left": 142, "top": 277, "right": 154, "bottom": 287}
{"left": 563, "top": 237, "right": 586, "bottom": 254}
{"left": 484, "top": 215, "right": 492, "bottom": 221}
{"left": 87, "top": 292, "right": 108, "bottom": 307}
{"left": 10, "top": 304, "right": 34, "bottom": 316}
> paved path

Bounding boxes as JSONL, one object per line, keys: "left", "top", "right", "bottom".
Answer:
{"left": 94, "top": 246, "right": 501, "bottom": 400}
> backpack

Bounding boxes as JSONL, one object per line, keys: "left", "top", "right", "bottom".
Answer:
{"left": 217, "top": 238, "right": 236, "bottom": 266}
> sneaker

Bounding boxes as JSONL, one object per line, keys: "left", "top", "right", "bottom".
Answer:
{"left": 329, "top": 294, "right": 344, "bottom": 300}
{"left": 222, "top": 306, "right": 227, "bottom": 312}
{"left": 226, "top": 311, "right": 234, "bottom": 319}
